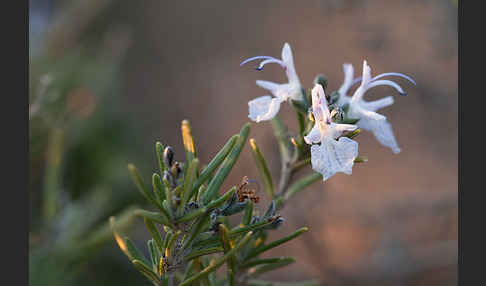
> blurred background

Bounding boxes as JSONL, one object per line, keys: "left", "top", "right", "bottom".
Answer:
{"left": 29, "top": 0, "right": 457, "bottom": 285}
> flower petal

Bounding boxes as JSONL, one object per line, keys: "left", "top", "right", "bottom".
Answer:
{"left": 256, "top": 80, "right": 280, "bottom": 94}
{"left": 281, "top": 43, "right": 300, "bottom": 85}
{"left": 304, "top": 124, "right": 322, "bottom": 144}
{"left": 357, "top": 115, "right": 401, "bottom": 154}
{"left": 248, "top": 95, "right": 283, "bottom": 123}
{"left": 338, "top": 63, "right": 355, "bottom": 96}
{"left": 310, "top": 137, "right": 358, "bottom": 181}
{"left": 312, "top": 84, "right": 330, "bottom": 122}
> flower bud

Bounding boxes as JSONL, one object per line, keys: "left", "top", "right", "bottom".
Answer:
{"left": 330, "top": 107, "right": 345, "bottom": 122}
{"left": 313, "top": 74, "right": 328, "bottom": 92}
{"left": 163, "top": 146, "right": 175, "bottom": 168}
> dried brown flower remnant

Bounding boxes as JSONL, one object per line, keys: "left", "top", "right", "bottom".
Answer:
{"left": 237, "top": 176, "right": 259, "bottom": 203}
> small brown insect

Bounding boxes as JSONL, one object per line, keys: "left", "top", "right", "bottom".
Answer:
{"left": 237, "top": 176, "right": 260, "bottom": 203}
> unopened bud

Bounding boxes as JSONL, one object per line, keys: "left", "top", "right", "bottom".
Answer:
{"left": 313, "top": 74, "right": 328, "bottom": 91}
{"left": 330, "top": 107, "right": 344, "bottom": 122}
{"left": 163, "top": 146, "right": 175, "bottom": 168}
{"left": 171, "top": 161, "right": 183, "bottom": 179}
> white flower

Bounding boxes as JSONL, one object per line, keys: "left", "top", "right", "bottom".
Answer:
{"left": 337, "top": 61, "right": 416, "bottom": 154}
{"left": 241, "top": 43, "right": 302, "bottom": 122}
{"left": 304, "top": 84, "right": 359, "bottom": 181}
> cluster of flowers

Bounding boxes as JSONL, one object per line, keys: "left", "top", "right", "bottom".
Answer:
{"left": 241, "top": 43, "right": 415, "bottom": 181}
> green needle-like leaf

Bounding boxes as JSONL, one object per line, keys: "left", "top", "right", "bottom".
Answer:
{"left": 192, "top": 134, "right": 239, "bottom": 193}
{"left": 242, "top": 200, "right": 254, "bottom": 226}
{"left": 155, "top": 141, "right": 166, "bottom": 174}
{"left": 271, "top": 117, "right": 292, "bottom": 160}
{"left": 205, "top": 186, "right": 236, "bottom": 210}
{"left": 124, "top": 237, "right": 151, "bottom": 267}
{"left": 219, "top": 224, "right": 236, "bottom": 286}
{"left": 247, "top": 258, "right": 295, "bottom": 278}
{"left": 175, "top": 207, "right": 207, "bottom": 224}
{"left": 202, "top": 123, "right": 250, "bottom": 204}
{"left": 152, "top": 173, "right": 166, "bottom": 205}
{"left": 184, "top": 247, "right": 224, "bottom": 261}
{"left": 128, "top": 164, "right": 164, "bottom": 210}
{"left": 280, "top": 173, "right": 322, "bottom": 207}
{"left": 241, "top": 257, "right": 294, "bottom": 269}
{"left": 245, "top": 227, "right": 308, "bottom": 261}
{"left": 134, "top": 209, "right": 175, "bottom": 229}
{"left": 147, "top": 240, "right": 160, "bottom": 273}
{"left": 132, "top": 259, "right": 160, "bottom": 285}
{"left": 144, "top": 218, "right": 165, "bottom": 254}
{"left": 178, "top": 158, "right": 199, "bottom": 216}
{"left": 249, "top": 139, "right": 274, "bottom": 199}
{"left": 180, "top": 231, "right": 253, "bottom": 286}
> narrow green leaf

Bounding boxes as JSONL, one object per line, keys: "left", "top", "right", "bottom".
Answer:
{"left": 180, "top": 231, "right": 254, "bottom": 286}
{"left": 155, "top": 141, "right": 166, "bottom": 175}
{"left": 134, "top": 209, "right": 175, "bottom": 229}
{"left": 128, "top": 164, "right": 163, "bottom": 210}
{"left": 192, "top": 135, "right": 239, "bottom": 193}
{"left": 249, "top": 138, "right": 274, "bottom": 199}
{"left": 147, "top": 240, "right": 160, "bottom": 273}
{"left": 241, "top": 257, "right": 294, "bottom": 269}
{"left": 125, "top": 237, "right": 151, "bottom": 267}
{"left": 202, "top": 123, "right": 250, "bottom": 204}
{"left": 178, "top": 158, "right": 199, "bottom": 216}
{"left": 144, "top": 218, "right": 165, "bottom": 254}
{"left": 219, "top": 224, "right": 236, "bottom": 286}
{"left": 205, "top": 186, "right": 236, "bottom": 211}
{"left": 132, "top": 259, "right": 160, "bottom": 285}
{"left": 247, "top": 258, "right": 295, "bottom": 278}
{"left": 281, "top": 173, "right": 322, "bottom": 206}
{"left": 196, "top": 184, "right": 207, "bottom": 202}
{"left": 290, "top": 99, "right": 308, "bottom": 115}
{"left": 184, "top": 247, "right": 223, "bottom": 261}
{"left": 245, "top": 227, "right": 308, "bottom": 261}
{"left": 242, "top": 200, "right": 254, "bottom": 226}
{"left": 271, "top": 117, "right": 292, "bottom": 160}
{"left": 175, "top": 207, "right": 207, "bottom": 224}
{"left": 181, "top": 119, "right": 197, "bottom": 163}
{"left": 163, "top": 230, "right": 173, "bottom": 250}
{"left": 152, "top": 173, "right": 166, "bottom": 204}
{"left": 183, "top": 214, "right": 210, "bottom": 249}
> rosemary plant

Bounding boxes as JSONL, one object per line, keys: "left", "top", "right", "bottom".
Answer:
{"left": 111, "top": 43, "right": 415, "bottom": 286}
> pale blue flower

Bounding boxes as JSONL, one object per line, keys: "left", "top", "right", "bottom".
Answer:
{"left": 337, "top": 61, "right": 416, "bottom": 154}
{"left": 305, "top": 84, "right": 358, "bottom": 181}
{"left": 241, "top": 43, "right": 302, "bottom": 122}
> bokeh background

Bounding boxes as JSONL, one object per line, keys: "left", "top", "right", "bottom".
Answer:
{"left": 29, "top": 0, "right": 458, "bottom": 285}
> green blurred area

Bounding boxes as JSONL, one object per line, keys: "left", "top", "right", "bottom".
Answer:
{"left": 29, "top": 1, "right": 152, "bottom": 285}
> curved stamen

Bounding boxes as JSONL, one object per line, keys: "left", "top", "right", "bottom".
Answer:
{"left": 372, "top": 72, "right": 416, "bottom": 86}
{"left": 366, "top": 79, "right": 407, "bottom": 96}
{"left": 256, "top": 58, "right": 285, "bottom": 70}
{"left": 240, "top": 56, "right": 276, "bottom": 66}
